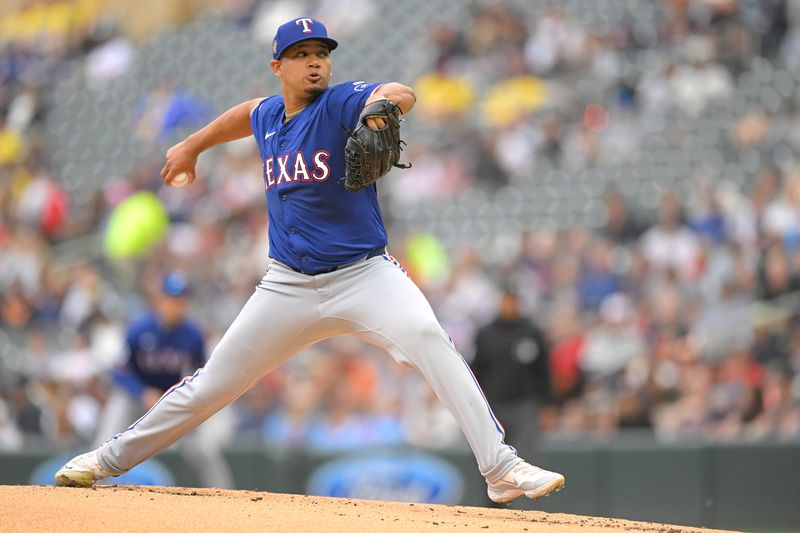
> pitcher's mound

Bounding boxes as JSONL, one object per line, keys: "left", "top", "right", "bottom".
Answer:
{"left": 0, "top": 485, "right": 730, "bottom": 532}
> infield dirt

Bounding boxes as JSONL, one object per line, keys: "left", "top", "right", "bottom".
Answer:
{"left": 0, "top": 485, "right": 734, "bottom": 532}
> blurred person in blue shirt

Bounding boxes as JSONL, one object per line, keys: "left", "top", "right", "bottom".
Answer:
{"left": 94, "top": 272, "right": 233, "bottom": 488}
{"left": 135, "top": 83, "right": 212, "bottom": 145}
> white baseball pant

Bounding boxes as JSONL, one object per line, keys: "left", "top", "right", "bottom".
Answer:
{"left": 98, "top": 254, "right": 522, "bottom": 483}
{"left": 95, "top": 388, "right": 234, "bottom": 488}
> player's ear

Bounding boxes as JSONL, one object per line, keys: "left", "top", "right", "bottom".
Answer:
{"left": 269, "top": 59, "right": 282, "bottom": 78}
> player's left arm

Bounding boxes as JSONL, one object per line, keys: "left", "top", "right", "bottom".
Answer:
{"left": 363, "top": 82, "right": 416, "bottom": 130}
{"left": 367, "top": 82, "right": 416, "bottom": 113}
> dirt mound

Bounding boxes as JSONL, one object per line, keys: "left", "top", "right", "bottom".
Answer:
{"left": 0, "top": 485, "right": 731, "bottom": 532}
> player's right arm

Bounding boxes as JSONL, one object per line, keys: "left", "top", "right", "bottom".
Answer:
{"left": 160, "top": 97, "right": 265, "bottom": 186}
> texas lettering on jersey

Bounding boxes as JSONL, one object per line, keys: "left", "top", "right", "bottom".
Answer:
{"left": 249, "top": 80, "right": 388, "bottom": 272}
{"left": 137, "top": 347, "right": 197, "bottom": 375}
{"left": 262, "top": 150, "right": 331, "bottom": 189}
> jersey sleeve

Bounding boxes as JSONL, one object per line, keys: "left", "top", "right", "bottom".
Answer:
{"left": 326, "top": 81, "right": 384, "bottom": 129}
{"left": 250, "top": 97, "right": 272, "bottom": 149}
{"left": 111, "top": 367, "right": 148, "bottom": 399}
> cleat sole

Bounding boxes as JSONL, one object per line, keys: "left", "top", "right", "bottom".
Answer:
{"left": 54, "top": 470, "right": 96, "bottom": 488}
{"left": 524, "top": 475, "right": 566, "bottom": 500}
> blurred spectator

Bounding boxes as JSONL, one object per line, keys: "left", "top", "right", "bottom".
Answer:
{"left": 0, "top": 397, "right": 23, "bottom": 450}
{"left": 690, "top": 278, "right": 754, "bottom": 362}
{"left": 688, "top": 185, "right": 727, "bottom": 244}
{"left": 670, "top": 35, "right": 733, "bottom": 116}
{"left": 305, "top": 385, "right": 404, "bottom": 451}
{"left": 262, "top": 370, "right": 316, "bottom": 448}
{"left": 135, "top": 84, "right": 212, "bottom": 145}
{"left": 0, "top": 116, "right": 24, "bottom": 165}
{"left": 758, "top": 244, "right": 800, "bottom": 299}
{"left": 3, "top": 0, "right": 800, "bottom": 451}
{"left": 83, "top": 18, "right": 134, "bottom": 89}
{"left": 413, "top": 72, "right": 475, "bottom": 122}
{"left": 471, "top": 287, "right": 551, "bottom": 458}
{"left": 761, "top": 168, "right": 800, "bottom": 241}
{"left": 580, "top": 293, "right": 646, "bottom": 382}
{"left": 402, "top": 385, "right": 462, "bottom": 449}
{"left": 94, "top": 271, "right": 234, "bottom": 488}
{"left": 547, "top": 297, "right": 585, "bottom": 404}
{"left": 601, "top": 188, "right": 647, "bottom": 245}
{"left": 438, "top": 248, "right": 498, "bottom": 349}
{"left": 524, "top": 6, "right": 586, "bottom": 75}
{"left": 640, "top": 193, "right": 702, "bottom": 280}
{"left": 579, "top": 238, "right": 622, "bottom": 311}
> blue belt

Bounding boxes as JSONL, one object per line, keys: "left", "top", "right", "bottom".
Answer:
{"left": 292, "top": 246, "right": 386, "bottom": 275}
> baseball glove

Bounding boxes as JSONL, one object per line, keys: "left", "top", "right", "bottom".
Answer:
{"left": 343, "top": 99, "right": 410, "bottom": 192}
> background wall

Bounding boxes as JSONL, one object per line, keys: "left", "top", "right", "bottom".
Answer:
{"left": 4, "top": 439, "right": 799, "bottom": 530}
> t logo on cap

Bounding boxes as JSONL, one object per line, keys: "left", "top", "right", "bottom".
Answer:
{"left": 295, "top": 18, "right": 314, "bottom": 33}
{"left": 272, "top": 17, "right": 338, "bottom": 60}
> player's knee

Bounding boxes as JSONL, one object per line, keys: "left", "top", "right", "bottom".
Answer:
{"left": 397, "top": 319, "right": 446, "bottom": 349}
{"left": 185, "top": 380, "right": 234, "bottom": 411}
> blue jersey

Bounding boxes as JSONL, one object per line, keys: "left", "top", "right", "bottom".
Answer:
{"left": 250, "top": 80, "right": 387, "bottom": 273}
{"left": 112, "top": 311, "right": 206, "bottom": 397}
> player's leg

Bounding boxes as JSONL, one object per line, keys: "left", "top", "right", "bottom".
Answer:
{"left": 325, "top": 257, "right": 519, "bottom": 479}
{"left": 56, "top": 263, "right": 331, "bottom": 486}
{"left": 490, "top": 399, "right": 542, "bottom": 464}
{"left": 179, "top": 424, "right": 235, "bottom": 489}
{"left": 93, "top": 388, "right": 140, "bottom": 447}
{"left": 321, "top": 255, "right": 564, "bottom": 501}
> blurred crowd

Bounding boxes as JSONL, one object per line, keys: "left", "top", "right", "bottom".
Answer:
{"left": 2, "top": 0, "right": 800, "bottom": 455}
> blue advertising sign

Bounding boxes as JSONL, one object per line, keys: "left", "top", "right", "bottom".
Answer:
{"left": 307, "top": 452, "right": 464, "bottom": 504}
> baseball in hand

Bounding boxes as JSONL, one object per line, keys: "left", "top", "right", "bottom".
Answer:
{"left": 170, "top": 172, "right": 190, "bottom": 188}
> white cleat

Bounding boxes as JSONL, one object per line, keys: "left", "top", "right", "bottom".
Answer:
{"left": 487, "top": 461, "right": 566, "bottom": 503}
{"left": 54, "top": 450, "right": 114, "bottom": 488}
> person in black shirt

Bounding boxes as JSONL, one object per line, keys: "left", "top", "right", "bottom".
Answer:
{"left": 471, "top": 287, "right": 551, "bottom": 461}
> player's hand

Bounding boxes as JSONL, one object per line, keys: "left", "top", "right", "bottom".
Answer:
{"left": 141, "top": 388, "right": 163, "bottom": 410}
{"left": 161, "top": 140, "right": 198, "bottom": 187}
{"left": 365, "top": 116, "right": 387, "bottom": 131}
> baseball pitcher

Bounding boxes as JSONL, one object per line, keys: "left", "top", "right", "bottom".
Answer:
{"left": 56, "top": 17, "right": 565, "bottom": 503}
